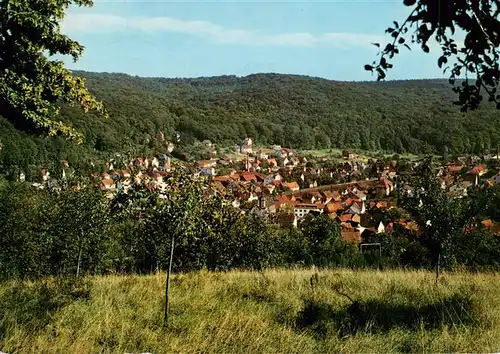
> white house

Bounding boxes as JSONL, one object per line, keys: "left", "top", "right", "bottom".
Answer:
{"left": 200, "top": 167, "right": 216, "bottom": 176}
{"left": 294, "top": 203, "right": 324, "bottom": 220}
{"left": 492, "top": 172, "right": 500, "bottom": 184}
{"left": 240, "top": 137, "right": 253, "bottom": 154}
{"left": 377, "top": 221, "right": 385, "bottom": 234}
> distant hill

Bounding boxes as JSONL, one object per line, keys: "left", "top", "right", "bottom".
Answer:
{"left": 1, "top": 71, "right": 499, "bottom": 176}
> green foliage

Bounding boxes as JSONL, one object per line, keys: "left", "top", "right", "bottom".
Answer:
{"left": 368, "top": 0, "right": 500, "bottom": 111}
{"left": 2, "top": 165, "right": 500, "bottom": 281}
{"left": 450, "top": 229, "right": 500, "bottom": 271}
{"left": 43, "top": 183, "right": 111, "bottom": 277}
{"left": 300, "top": 215, "right": 357, "bottom": 267}
{"left": 2, "top": 73, "right": 500, "bottom": 174}
{"left": 0, "top": 181, "right": 111, "bottom": 279}
{"left": 0, "top": 0, "right": 108, "bottom": 142}
{"left": 398, "top": 158, "right": 475, "bottom": 271}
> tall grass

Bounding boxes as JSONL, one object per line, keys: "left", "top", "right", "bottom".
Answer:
{"left": 1, "top": 269, "right": 500, "bottom": 353}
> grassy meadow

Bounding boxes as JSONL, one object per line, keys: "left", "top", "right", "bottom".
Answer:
{"left": 1, "top": 268, "right": 500, "bottom": 353}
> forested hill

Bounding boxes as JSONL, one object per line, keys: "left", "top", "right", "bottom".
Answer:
{"left": 1, "top": 71, "right": 499, "bottom": 175}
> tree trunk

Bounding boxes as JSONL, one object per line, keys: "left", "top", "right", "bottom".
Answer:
{"left": 435, "top": 252, "right": 441, "bottom": 282}
{"left": 164, "top": 234, "right": 175, "bottom": 328}
{"left": 76, "top": 246, "right": 83, "bottom": 278}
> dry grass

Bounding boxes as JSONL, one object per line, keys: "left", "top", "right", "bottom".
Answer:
{"left": 1, "top": 268, "right": 500, "bottom": 353}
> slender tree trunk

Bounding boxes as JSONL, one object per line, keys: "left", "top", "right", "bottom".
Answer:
{"left": 435, "top": 252, "right": 441, "bottom": 282}
{"left": 76, "top": 246, "right": 82, "bottom": 278}
{"left": 164, "top": 233, "right": 175, "bottom": 328}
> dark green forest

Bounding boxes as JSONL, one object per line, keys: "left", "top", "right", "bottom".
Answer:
{"left": 1, "top": 71, "right": 499, "bottom": 175}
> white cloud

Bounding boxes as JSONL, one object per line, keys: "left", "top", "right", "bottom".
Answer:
{"left": 61, "top": 13, "right": 385, "bottom": 49}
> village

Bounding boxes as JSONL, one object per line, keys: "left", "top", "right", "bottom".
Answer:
{"left": 23, "top": 136, "right": 500, "bottom": 245}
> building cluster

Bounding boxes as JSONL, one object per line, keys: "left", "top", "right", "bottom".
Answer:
{"left": 23, "top": 139, "right": 500, "bottom": 243}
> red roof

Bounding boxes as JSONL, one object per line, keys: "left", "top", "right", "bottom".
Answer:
{"left": 213, "top": 175, "right": 231, "bottom": 182}
{"left": 101, "top": 178, "right": 115, "bottom": 186}
{"left": 339, "top": 214, "right": 353, "bottom": 222}
{"left": 469, "top": 164, "right": 487, "bottom": 175}
{"left": 293, "top": 202, "right": 326, "bottom": 211}
{"left": 325, "top": 202, "right": 343, "bottom": 214}
{"left": 447, "top": 165, "right": 464, "bottom": 173}
{"left": 240, "top": 172, "right": 257, "bottom": 182}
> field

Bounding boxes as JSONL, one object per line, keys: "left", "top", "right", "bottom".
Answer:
{"left": 1, "top": 269, "right": 500, "bottom": 353}
{"left": 299, "top": 148, "right": 426, "bottom": 162}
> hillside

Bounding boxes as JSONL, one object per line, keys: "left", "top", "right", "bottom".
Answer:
{"left": 1, "top": 72, "right": 499, "bottom": 175}
{"left": 1, "top": 269, "right": 500, "bottom": 353}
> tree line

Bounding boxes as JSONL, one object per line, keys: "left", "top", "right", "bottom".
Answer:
{"left": 2, "top": 72, "right": 500, "bottom": 174}
{"left": 1, "top": 163, "right": 500, "bottom": 281}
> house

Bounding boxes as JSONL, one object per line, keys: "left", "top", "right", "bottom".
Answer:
{"left": 101, "top": 178, "right": 116, "bottom": 191}
{"left": 447, "top": 165, "right": 464, "bottom": 174}
{"left": 200, "top": 167, "right": 216, "bottom": 176}
{"left": 267, "top": 159, "right": 278, "bottom": 167}
{"left": 264, "top": 184, "right": 276, "bottom": 194}
{"left": 468, "top": 164, "right": 488, "bottom": 177}
{"left": 376, "top": 221, "right": 385, "bottom": 234}
{"left": 354, "top": 191, "right": 367, "bottom": 201}
{"left": 375, "top": 178, "right": 394, "bottom": 197}
{"left": 279, "top": 149, "right": 290, "bottom": 158}
{"left": 289, "top": 157, "right": 300, "bottom": 167}
{"left": 331, "top": 190, "right": 342, "bottom": 202}
{"left": 348, "top": 201, "right": 366, "bottom": 215}
{"left": 240, "top": 172, "right": 257, "bottom": 182}
{"left": 324, "top": 201, "right": 343, "bottom": 215}
{"left": 492, "top": 172, "right": 500, "bottom": 184}
{"left": 240, "top": 137, "right": 253, "bottom": 154}
{"left": 41, "top": 168, "right": 50, "bottom": 182}
{"left": 259, "top": 151, "right": 269, "bottom": 160}
{"left": 338, "top": 214, "right": 353, "bottom": 223}
{"left": 199, "top": 160, "right": 217, "bottom": 169}
{"left": 166, "top": 142, "right": 175, "bottom": 153}
{"left": 286, "top": 182, "right": 300, "bottom": 192}
{"left": 232, "top": 199, "right": 241, "bottom": 209}
{"left": 263, "top": 175, "right": 275, "bottom": 184}
{"left": 121, "top": 169, "right": 131, "bottom": 179}
{"left": 294, "top": 203, "right": 324, "bottom": 220}
{"left": 462, "top": 173, "right": 479, "bottom": 186}
{"left": 351, "top": 214, "right": 361, "bottom": 224}
{"left": 151, "top": 157, "right": 160, "bottom": 169}
{"left": 275, "top": 195, "right": 294, "bottom": 210}
{"left": 243, "top": 192, "right": 259, "bottom": 203}
{"left": 106, "top": 160, "right": 115, "bottom": 171}
{"left": 481, "top": 219, "right": 500, "bottom": 236}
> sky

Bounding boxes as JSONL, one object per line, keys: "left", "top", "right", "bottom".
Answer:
{"left": 59, "top": 0, "right": 451, "bottom": 81}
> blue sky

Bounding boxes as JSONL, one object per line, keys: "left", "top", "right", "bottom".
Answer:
{"left": 60, "top": 0, "right": 450, "bottom": 80}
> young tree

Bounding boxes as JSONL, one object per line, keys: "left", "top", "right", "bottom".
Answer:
{"left": 367, "top": 0, "right": 500, "bottom": 111}
{"left": 0, "top": 0, "right": 108, "bottom": 142}
{"left": 399, "top": 158, "right": 475, "bottom": 279}
{"left": 300, "top": 214, "right": 356, "bottom": 267}
{"left": 45, "top": 181, "right": 111, "bottom": 277}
